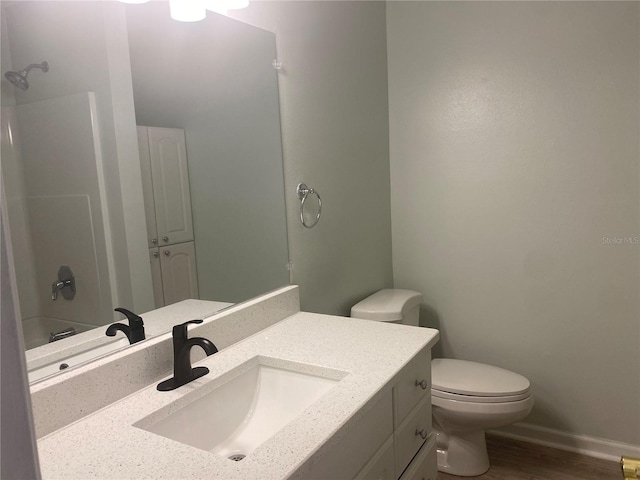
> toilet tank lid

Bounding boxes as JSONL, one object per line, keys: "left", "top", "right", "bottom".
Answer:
{"left": 350, "top": 289, "right": 422, "bottom": 322}
{"left": 431, "top": 359, "right": 530, "bottom": 397}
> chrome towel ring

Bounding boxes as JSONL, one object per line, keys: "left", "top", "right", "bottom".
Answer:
{"left": 297, "top": 183, "right": 322, "bottom": 229}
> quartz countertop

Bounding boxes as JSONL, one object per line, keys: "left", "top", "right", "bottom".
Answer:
{"left": 37, "top": 312, "right": 439, "bottom": 479}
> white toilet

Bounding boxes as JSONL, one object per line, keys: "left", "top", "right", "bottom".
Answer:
{"left": 351, "top": 289, "right": 534, "bottom": 477}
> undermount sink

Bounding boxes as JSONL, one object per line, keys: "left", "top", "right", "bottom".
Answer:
{"left": 28, "top": 337, "right": 130, "bottom": 383}
{"left": 138, "top": 359, "right": 345, "bottom": 460}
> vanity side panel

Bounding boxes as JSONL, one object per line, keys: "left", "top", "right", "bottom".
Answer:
{"left": 288, "top": 388, "right": 393, "bottom": 480}
{"left": 1, "top": 201, "right": 41, "bottom": 479}
{"left": 30, "top": 286, "right": 299, "bottom": 438}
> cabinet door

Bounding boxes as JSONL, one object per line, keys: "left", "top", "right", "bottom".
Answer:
{"left": 159, "top": 241, "right": 199, "bottom": 306}
{"left": 138, "top": 126, "right": 159, "bottom": 248}
{"left": 149, "top": 248, "right": 165, "bottom": 308}
{"left": 148, "top": 127, "right": 194, "bottom": 246}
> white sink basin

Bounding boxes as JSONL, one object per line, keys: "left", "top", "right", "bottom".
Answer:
{"left": 27, "top": 337, "right": 130, "bottom": 383}
{"left": 140, "top": 361, "right": 342, "bottom": 460}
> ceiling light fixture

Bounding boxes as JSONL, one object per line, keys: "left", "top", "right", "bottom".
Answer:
{"left": 118, "top": 0, "right": 249, "bottom": 22}
{"left": 222, "top": 0, "right": 249, "bottom": 10}
{"left": 169, "top": 0, "right": 207, "bottom": 22}
{"left": 205, "top": 0, "right": 249, "bottom": 15}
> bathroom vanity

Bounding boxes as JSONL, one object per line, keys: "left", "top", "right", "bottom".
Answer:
{"left": 34, "top": 289, "right": 439, "bottom": 479}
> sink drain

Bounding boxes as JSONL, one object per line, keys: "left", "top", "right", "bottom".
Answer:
{"left": 228, "top": 454, "right": 246, "bottom": 462}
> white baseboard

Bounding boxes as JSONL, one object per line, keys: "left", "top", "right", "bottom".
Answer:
{"left": 489, "top": 422, "right": 640, "bottom": 462}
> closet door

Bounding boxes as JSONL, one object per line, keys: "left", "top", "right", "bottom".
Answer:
{"left": 148, "top": 127, "right": 194, "bottom": 246}
{"left": 138, "top": 126, "right": 159, "bottom": 248}
{"left": 159, "top": 241, "right": 199, "bottom": 305}
{"left": 149, "top": 248, "right": 165, "bottom": 308}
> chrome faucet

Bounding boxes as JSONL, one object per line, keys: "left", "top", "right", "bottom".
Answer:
{"left": 157, "top": 319, "right": 218, "bottom": 391}
{"left": 51, "top": 280, "right": 65, "bottom": 300}
{"left": 49, "top": 327, "right": 77, "bottom": 343}
{"left": 51, "top": 279, "right": 73, "bottom": 300}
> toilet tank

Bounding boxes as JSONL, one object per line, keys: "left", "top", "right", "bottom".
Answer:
{"left": 350, "top": 289, "right": 422, "bottom": 326}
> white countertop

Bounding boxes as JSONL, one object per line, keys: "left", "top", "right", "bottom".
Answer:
{"left": 37, "top": 312, "right": 439, "bottom": 479}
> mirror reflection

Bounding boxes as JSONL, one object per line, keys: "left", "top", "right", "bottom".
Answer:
{"left": 0, "top": 0, "right": 289, "bottom": 382}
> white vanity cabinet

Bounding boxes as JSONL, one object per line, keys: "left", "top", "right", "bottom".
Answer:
{"left": 149, "top": 242, "right": 198, "bottom": 307}
{"left": 35, "top": 313, "right": 440, "bottom": 480}
{"left": 354, "top": 347, "right": 437, "bottom": 480}
{"left": 137, "top": 126, "right": 194, "bottom": 248}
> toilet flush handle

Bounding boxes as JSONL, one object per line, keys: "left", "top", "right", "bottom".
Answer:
{"left": 415, "top": 429, "right": 427, "bottom": 440}
{"left": 415, "top": 379, "right": 428, "bottom": 390}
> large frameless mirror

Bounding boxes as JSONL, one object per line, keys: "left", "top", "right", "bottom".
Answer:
{"left": 0, "top": 0, "right": 289, "bottom": 383}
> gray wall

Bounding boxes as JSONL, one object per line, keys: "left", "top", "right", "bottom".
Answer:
{"left": 388, "top": 1, "right": 639, "bottom": 445}
{"left": 230, "top": 1, "right": 394, "bottom": 315}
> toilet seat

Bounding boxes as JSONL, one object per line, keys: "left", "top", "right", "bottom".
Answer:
{"left": 432, "top": 358, "right": 530, "bottom": 401}
{"left": 431, "top": 388, "right": 531, "bottom": 403}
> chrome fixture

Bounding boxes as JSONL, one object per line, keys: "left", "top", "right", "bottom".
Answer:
{"left": 51, "top": 266, "right": 75, "bottom": 300}
{"left": 49, "top": 327, "right": 77, "bottom": 343}
{"left": 297, "top": 183, "right": 322, "bottom": 229}
{"left": 4, "top": 61, "right": 49, "bottom": 91}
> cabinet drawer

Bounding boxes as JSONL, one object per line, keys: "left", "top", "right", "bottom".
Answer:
{"left": 354, "top": 436, "right": 395, "bottom": 480}
{"left": 398, "top": 434, "right": 437, "bottom": 480}
{"left": 393, "top": 347, "right": 431, "bottom": 427}
{"left": 394, "top": 395, "right": 432, "bottom": 477}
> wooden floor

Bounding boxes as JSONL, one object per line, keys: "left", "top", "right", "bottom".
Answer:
{"left": 437, "top": 435, "right": 621, "bottom": 480}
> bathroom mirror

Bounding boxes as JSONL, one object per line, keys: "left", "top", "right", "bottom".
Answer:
{"left": 0, "top": 0, "right": 289, "bottom": 382}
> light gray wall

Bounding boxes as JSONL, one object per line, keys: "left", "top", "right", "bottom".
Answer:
{"left": 2, "top": 1, "right": 154, "bottom": 317}
{"left": 230, "top": 1, "right": 394, "bottom": 315}
{"left": 388, "top": 1, "right": 639, "bottom": 445}
{"left": 127, "top": 4, "right": 289, "bottom": 303}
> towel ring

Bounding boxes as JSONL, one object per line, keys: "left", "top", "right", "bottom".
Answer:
{"left": 297, "top": 183, "right": 322, "bottom": 229}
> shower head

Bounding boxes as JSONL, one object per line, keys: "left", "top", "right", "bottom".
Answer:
{"left": 4, "top": 61, "right": 49, "bottom": 91}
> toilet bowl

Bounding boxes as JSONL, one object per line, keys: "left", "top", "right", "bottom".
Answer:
{"left": 431, "top": 358, "right": 533, "bottom": 476}
{"left": 351, "top": 289, "right": 534, "bottom": 477}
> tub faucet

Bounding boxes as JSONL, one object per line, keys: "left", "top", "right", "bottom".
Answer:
{"left": 105, "top": 308, "right": 145, "bottom": 344}
{"left": 157, "top": 319, "right": 218, "bottom": 392}
{"left": 49, "top": 327, "right": 77, "bottom": 343}
{"left": 51, "top": 266, "right": 75, "bottom": 300}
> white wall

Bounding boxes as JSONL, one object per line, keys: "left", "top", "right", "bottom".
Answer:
{"left": 388, "top": 1, "right": 639, "bottom": 447}
{"left": 229, "top": 1, "right": 394, "bottom": 315}
{"left": 1, "top": 13, "right": 40, "bottom": 322}
{"left": 1, "top": 107, "right": 40, "bottom": 320}
{"left": 16, "top": 93, "right": 113, "bottom": 331}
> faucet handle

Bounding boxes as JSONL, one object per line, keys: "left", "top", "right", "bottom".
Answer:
{"left": 172, "top": 319, "right": 203, "bottom": 339}
{"left": 114, "top": 308, "right": 144, "bottom": 327}
{"left": 113, "top": 308, "right": 146, "bottom": 343}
